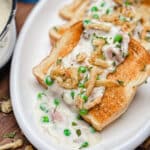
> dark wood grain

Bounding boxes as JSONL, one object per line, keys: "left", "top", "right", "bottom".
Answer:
{"left": 0, "top": 2, "right": 149, "bottom": 150}
{"left": 0, "top": 2, "right": 35, "bottom": 149}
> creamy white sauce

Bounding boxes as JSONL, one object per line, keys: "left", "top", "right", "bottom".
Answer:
{"left": 88, "top": 0, "right": 116, "bottom": 18}
{"left": 0, "top": 0, "right": 12, "bottom": 34}
{"left": 35, "top": 0, "right": 130, "bottom": 149}
{"left": 35, "top": 89, "right": 101, "bottom": 150}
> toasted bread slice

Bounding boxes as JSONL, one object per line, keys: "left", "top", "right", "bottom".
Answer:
{"left": 59, "top": 0, "right": 89, "bottom": 20}
{"left": 33, "top": 22, "right": 83, "bottom": 87}
{"left": 83, "top": 39, "right": 150, "bottom": 131}
{"left": 33, "top": 22, "right": 150, "bottom": 131}
{"left": 49, "top": 0, "right": 89, "bottom": 45}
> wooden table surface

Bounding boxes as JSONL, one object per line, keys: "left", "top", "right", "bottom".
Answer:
{"left": 0, "top": 2, "right": 149, "bottom": 150}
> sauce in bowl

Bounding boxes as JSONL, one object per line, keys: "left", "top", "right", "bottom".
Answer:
{"left": 0, "top": 0, "right": 12, "bottom": 34}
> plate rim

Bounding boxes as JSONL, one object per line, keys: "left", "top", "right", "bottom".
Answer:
{"left": 10, "top": 0, "right": 150, "bottom": 149}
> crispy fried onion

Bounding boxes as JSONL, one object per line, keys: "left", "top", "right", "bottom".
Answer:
{"left": 85, "top": 23, "right": 111, "bottom": 32}
{"left": 86, "top": 67, "right": 99, "bottom": 96}
{"left": 76, "top": 52, "right": 87, "bottom": 63}
{"left": 100, "top": 13, "right": 137, "bottom": 33}
{"left": 75, "top": 68, "right": 119, "bottom": 110}
{"left": 89, "top": 57, "right": 109, "bottom": 68}
{"left": 95, "top": 79, "right": 119, "bottom": 87}
{"left": 50, "top": 65, "right": 78, "bottom": 89}
{"left": 92, "top": 38, "right": 106, "bottom": 52}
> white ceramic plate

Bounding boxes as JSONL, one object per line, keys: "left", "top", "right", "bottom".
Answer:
{"left": 10, "top": 0, "right": 150, "bottom": 149}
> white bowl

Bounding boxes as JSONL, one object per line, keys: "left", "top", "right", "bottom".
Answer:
{"left": 0, "top": 0, "right": 16, "bottom": 68}
{"left": 10, "top": 0, "right": 150, "bottom": 149}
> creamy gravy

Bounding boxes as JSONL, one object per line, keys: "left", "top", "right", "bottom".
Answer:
{"left": 0, "top": 0, "right": 12, "bottom": 34}
{"left": 35, "top": 0, "right": 130, "bottom": 149}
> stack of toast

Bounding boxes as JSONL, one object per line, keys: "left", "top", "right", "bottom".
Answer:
{"left": 33, "top": 0, "right": 150, "bottom": 131}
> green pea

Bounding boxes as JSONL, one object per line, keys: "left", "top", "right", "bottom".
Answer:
{"left": 80, "top": 94, "right": 88, "bottom": 102}
{"left": 78, "top": 66, "right": 87, "bottom": 73}
{"left": 64, "top": 129, "right": 71, "bottom": 136}
{"left": 41, "top": 116, "right": 49, "bottom": 123}
{"left": 114, "top": 34, "right": 123, "bottom": 43}
{"left": 83, "top": 19, "right": 91, "bottom": 25}
{"left": 79, "top": 109, "right": 88, "bottom": 115}
{"left": 91, "top": 6, "right": 98, "bottom": 12}
{"left": 45, "top": 76, "right": 54, "bottom": 86}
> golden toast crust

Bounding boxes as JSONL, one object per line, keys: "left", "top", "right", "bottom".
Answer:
{"left": 83, "top": 39, "right": 150, "bottom": 131}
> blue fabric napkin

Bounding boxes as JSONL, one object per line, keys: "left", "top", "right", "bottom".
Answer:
{"left": 18, "top": 0, "right": 39, "bottom": 3}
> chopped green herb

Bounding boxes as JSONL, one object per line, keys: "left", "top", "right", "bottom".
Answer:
{"left": 145, "top": 36, "right": 150, "bottom": 42}
{"left": 106, "top": 8, "right": 111, "bottom": 14}
{"left": 78, "top": 82, "right": 85, "bottom": 88}
{"left": 53, "top": 26, "right": 58, "bottom": 31}
{"left": 91, "top": 6, "right": 98, "bottom": 12}
{"left": 54, "top": 98, "right": 60, "bottom": 106}
{"left": 119, "top": 15, "right": 127, "bottom": 22}
{"left": 72, "top": 121, "right": 77, "bottom": 126}
{"left": 78, "top": 66, "right": 87, "bottom": 73}
{"left": 41, "top": 116, "right": 49, "bottom": 123}
{"left": 83, "top": 19, "right": 91, "bottom": 25}
{"left": 80, "top": 94, "right": 88, "bottom": 102}
{"left": 101, "top": 53, "right": 106, "bottom": 60}
{"left": 90, "top": 127, "right": 96, "bottom": 133}
{"left": 92, "top": 14, "right": 99, "bottom": 19}
{"left": 112, "top": 61, "right": 116, "bottom": 67}
{"left": 79, "top": 109, "right": 88, "bottom": 115}
{"left": 145, "top": 80, "right": 148, "bottom": 84}
{"left": 37, "top": 92, "right": 46, "bottom": 99}
{"left": 100, "top": 1, "right": 105, "bottom": 7}
{"left": 112, "top": 68, "right": 116, "bottom": 73}
{"left": 45, "top": 76, "right": 54, "bottom": 86}
{"left": 125, "top": 0, "right": 132, "bottom": 6}
{"left": 3, "top": 132, "right": 16, "bottom": 139}
{"left": 128, "top": 32, "right": 131, "bottom": 37}
{"left": 40, "top": 103, "right": 49, "bottom": 113}
{"left": 56, "top": 58, "right": 62, "bottom": 65}
{"left": 112, "top": 52, "right": 116, "bottom": 57}
{"left": 70, "top": 91, "right": 75, "bottom": 99}
{"left": 114, "top": 34, "right": 123, "bottom": 43}
{"left": 122, "top": 52, "right": 129, "bottom": 58}
{"left": 116, "top": 44, "right": 121, "bottom": 48}
{"left": 64, "top": 129, "right": 71, "bottom": 136}
{"left": 96, "top": 75, "right": 100, "bottom": 80}
{"left": 88, "top": 66, "right": 93, "bottom": 71}
{"left": 79, "top": 141, "right": 89, "bottom": 149}
{"left": 117, "top": 80, "right": 124, "bottom": 86}
{"left": 84, "top": 75, "right": 89, "bottom": 82}
{"left": 76, "top": 114, "right": 82, "bottom": 120}
{"left": 76, "top": 129, "right": 81, "bottom": 137}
